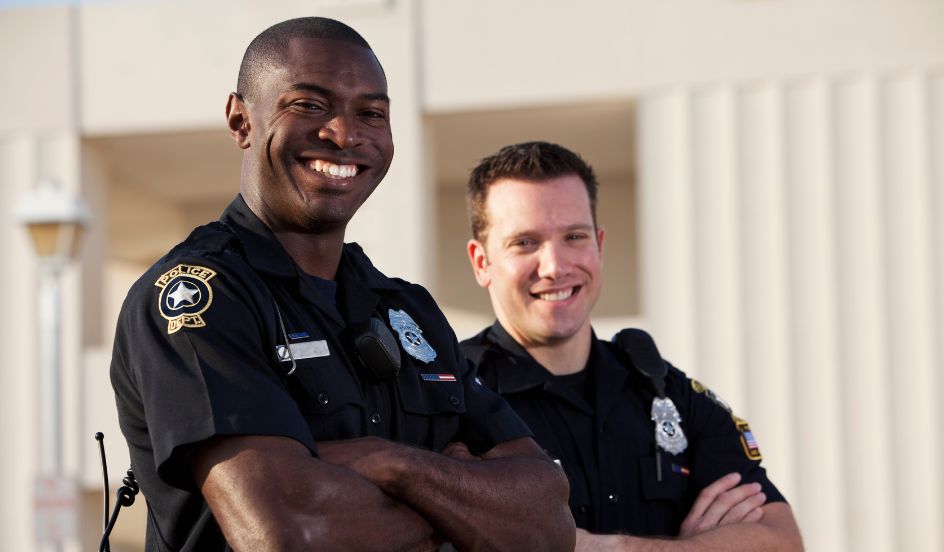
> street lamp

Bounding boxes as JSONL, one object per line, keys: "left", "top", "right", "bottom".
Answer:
{"left": 16, "top": 179, "right": 89, "bottom": 550}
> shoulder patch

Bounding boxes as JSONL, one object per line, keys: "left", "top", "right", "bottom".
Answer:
{"left": 154, "top": 264, "right": 217, "bottom": 334}
{"left": 691, "top": 379, "right": 732, "bottom": 413}
{"left": 734, "top": 416, "right": 764, "bottom": 461}
{"left": 692, "top": 380, "right": 763, "bottom": 460}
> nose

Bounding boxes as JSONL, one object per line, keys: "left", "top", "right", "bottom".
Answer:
{"left": 317, "top": 113, "right": 361, "bottom": 149}
{"left": 536, "top": 242, "right": 570, "bottom": 280}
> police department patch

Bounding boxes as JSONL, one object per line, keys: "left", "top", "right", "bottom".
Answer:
{"left": 154, "top": 264, "right": 217, "bottom": 334}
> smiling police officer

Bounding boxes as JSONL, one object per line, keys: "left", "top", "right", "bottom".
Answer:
{"left": 460, "top": 142, "right": 804, "bottom": 551}
{"left": 110, "top": 19, "right": 573, "bottom": 552}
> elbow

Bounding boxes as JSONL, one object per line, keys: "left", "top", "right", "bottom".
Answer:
{"left": 536, "top": 461, "right": 577, "bottom": 552}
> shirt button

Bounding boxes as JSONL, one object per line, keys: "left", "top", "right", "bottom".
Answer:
{"left": 578, "top": 505, "right": 589, "bottom": 514}
{"left": 608, "top": 494, "right": 619, "bottom": 503}
{"left": 370, "top": 412, "right": 382, "bottom": 424}
{"left": 317, "top": 393, "right": 329, "bottom": 405}
{"left": 449, "top": 396, "right": 460, "bottom": 407}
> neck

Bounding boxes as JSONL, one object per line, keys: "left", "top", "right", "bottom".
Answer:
{"left": 274, "top": 230, "right": 344, "bottom": 279}
{"left": 521, "top": 325, "right": 593, "bottom": 376}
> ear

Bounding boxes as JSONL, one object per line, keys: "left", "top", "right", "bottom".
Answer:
{"left": 596, "top": 226, "right": 605, "bottom": 254}
{"left": 467, "top": 239, "right": 491, "bottom": 288}
{"left": 226, "top": 92, "right": 251, "bottom": 149}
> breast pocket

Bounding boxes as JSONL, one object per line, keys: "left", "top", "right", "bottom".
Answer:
{"left": 395, "top": 366, "right": 466, "bottom": 451}
{"left": 288, "top": 355, "right": 365, "bottom": 441}
{"left": 639, "top": 453, "right": 690, "bottom": 536}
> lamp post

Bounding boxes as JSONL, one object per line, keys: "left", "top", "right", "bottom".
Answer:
{"left": 16, "top": 179, "right": 89, "bottom": 551}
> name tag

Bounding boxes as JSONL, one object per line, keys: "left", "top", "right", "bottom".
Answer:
{"left": 277, "top": 340, "right": 329, "bottom": 362}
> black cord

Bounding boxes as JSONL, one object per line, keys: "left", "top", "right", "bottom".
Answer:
{"left": 95, "top": 433, "right": 111, "bottom": 552}
{"left": 99, "top": 469, "right": 139, "bottom": 552}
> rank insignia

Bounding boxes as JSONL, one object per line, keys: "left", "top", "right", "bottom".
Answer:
{"left": 388, "top": 309, "right": 437, "bottom": 363}
{"left": 155, "top": 264, "right": 217, "bottom": 334}
{"left": 735, "top": 416, "right": 763, "bottom": 460}
{"left": 651, "top": 397, "right": 688, "bottom": 455}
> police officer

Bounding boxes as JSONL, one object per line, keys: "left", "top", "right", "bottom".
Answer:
{"left": 460, "top": 142, "right": 803, "bottom": 551}
{"left": 110, "top": 20, "right": 574, "bottom": 551}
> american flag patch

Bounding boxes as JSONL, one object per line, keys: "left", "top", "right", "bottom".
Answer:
{"left": 420, "top": 373, "right": 456, "bottom": 382}
{"left": 671, "top": 464, "right": 690, "bottom": 476}
{"left": 735, "top": 417, "right": 763, "bottom": 460}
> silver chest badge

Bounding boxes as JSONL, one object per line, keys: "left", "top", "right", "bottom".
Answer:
{"left": 651, "top": 397, "right": 688, "bottom": 454}
{"left": 388, "top": 309, "right": 437, "bottom": 363}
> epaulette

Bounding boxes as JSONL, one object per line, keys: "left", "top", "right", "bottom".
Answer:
{"left": 166, "top": 221, "right": 244, "bottom": 260}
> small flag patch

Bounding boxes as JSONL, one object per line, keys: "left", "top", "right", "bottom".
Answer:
{"left": 420, "top": 373, "right": 456, "bottom": 382}
{"left": 671, "top": 464, "right": 690, "bottom": 476}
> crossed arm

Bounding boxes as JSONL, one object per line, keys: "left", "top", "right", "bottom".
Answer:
{"left": 191, "top": 434, "right": 574, "bottom": 552}
{"left": 575, "top": 473, "right": 803, "bottom": 552}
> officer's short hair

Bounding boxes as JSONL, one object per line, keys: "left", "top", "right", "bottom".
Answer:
{"left": 466, "top": 141, "right": 599, "bottom": 242}
{"left": 237, "top": 17, "right": 376, "bottom": 102}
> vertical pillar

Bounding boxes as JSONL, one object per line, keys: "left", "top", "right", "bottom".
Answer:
{"left": 691, "top": 86, "right": 744, "bottom": 406}
{"left": 737, "top": 83, "right": 796, "bottom": 500}
{"left": 833, "top": 76, "right": 894, "bottom": 552}
{"left": 783, "top": 79, "right": 846, "bottom": 552}
{"left": 881, "top": 74, "right": 942, "bottom": 552}
{"left": 636, "top": 90, "right": 697, "bottom": 373}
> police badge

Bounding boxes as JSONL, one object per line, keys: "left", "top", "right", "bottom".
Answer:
{"left": 388, "top": 309, "right": 437, "bottom": 363}
{"left": 651, "top": 397, "right": 688, "bottom": 455}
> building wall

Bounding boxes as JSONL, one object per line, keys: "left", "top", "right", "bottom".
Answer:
{"left": 0, "top": 1, "right": 941, "bottom": 550}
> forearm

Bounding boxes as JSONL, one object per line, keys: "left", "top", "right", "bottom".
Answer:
{"left": 320, "top": 437, "right": 574, "bottom": 552}
{"left": 578, "top": 503, "right": 802, "bottom": 552}
{"left": 194, "top": 436, "right": 438, "bottom": 551}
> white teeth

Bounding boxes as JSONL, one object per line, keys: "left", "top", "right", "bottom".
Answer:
{"left": 538, "top": 288, "right": 574, "bottom": 302}
{"left": 309, "top": 159, "right": 358, "bottom": 179}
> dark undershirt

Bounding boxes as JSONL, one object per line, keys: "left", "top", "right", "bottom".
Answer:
{"left": 303, "top": 273, "right": 338, "bottom": 305}
{"left": 554, "top": 369, "right": 592, "bottom": 405}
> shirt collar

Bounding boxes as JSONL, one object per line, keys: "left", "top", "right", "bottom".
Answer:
{"left": 219, "top": 194, "right": 296, "bottom": 277}
{"left": 218, "top": 194, "right": 400, "bottom": 293}
{"left": 484, "top": 322, "right": 558, "bottom": 394}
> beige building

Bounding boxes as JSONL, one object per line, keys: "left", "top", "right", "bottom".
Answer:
{"left": 1, "top": 0, "right": 942, "bottom": 550}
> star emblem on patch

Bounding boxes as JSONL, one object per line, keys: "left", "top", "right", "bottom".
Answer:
{"left": 154, "top": 264, "right": 217, "bottom": 334}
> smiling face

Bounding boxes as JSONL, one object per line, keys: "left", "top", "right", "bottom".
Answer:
{"left": 227, "top": 36, "right": 394, "bottom": 234}
{"left": 468, "top": 175, "right": 604, "bottom": 349}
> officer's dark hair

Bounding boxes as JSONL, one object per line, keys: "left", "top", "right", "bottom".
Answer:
{"left": 466, "top": 141, "right": 599, "bottom": 242}
{"left": 236, "top": 17, "right": 376, "bottom": 102}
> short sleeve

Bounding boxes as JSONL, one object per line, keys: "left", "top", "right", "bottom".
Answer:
{"left": 455, "top": 354, "right": 532, "bottom": 455}
{"left": 672, "top": 367, "right": 786, "bottom": 504}
{"left": 111, "top": 254, "right": 315, "bottom": 489}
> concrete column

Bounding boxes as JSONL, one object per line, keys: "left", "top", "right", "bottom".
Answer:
{"left": 736, "top": 83, "right": 796, "bottom": 501}
{"left": 881, "top": 74, "right": 942, "bottom": 552}
{"left": 691, "top": 86, "right": 744, "bottom": 406}
{"left": 783, "top": 79, "right": 846, "bottom": 552}
{"left": 636, "top": 90, "right": 698, "bottom": 373}
{"left": 833, "top": 76, "right": 894, "bottom": 552}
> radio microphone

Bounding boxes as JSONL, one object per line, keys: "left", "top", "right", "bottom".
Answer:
{"left": 94, "top": 432, "right": 139, "bottom": 552}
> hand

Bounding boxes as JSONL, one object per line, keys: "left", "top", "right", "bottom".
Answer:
{"left": 575, "top": 528, "right": 619, "bottom": 552}
{"left": 316, "top": 436, "right": 406, "bottom": 488}
{"left": 678, "top": 472, "right": 765, "bottom": 538}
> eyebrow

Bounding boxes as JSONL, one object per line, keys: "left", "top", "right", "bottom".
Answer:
{"left": 289, "top": 83, "right": 390, "bottom": 103}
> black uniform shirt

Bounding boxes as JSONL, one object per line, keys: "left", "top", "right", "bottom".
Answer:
{"left": 462, "top": 322, "right": 785, "bottom": 537}
{"left": 111, "top": 195, "right": 531, "bottom": 552}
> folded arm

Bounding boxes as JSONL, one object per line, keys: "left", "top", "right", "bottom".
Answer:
{"left": 575, "top": 473, "right": 802, "bottom": 552}
{"left": 191, "top": 435, "right": 440, "bottom": 552}
{"left": 317, "top": 436, "right": 575, "bottom": 552}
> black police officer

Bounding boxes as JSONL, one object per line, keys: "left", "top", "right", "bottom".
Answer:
{"left": 110, "top": 20, "right": 573, "bottom": 552}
